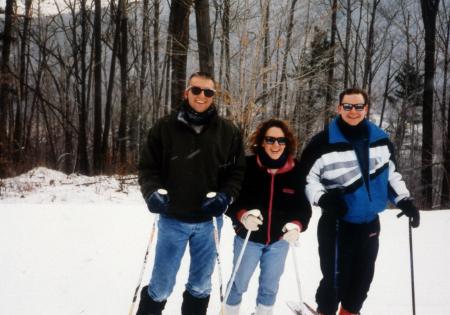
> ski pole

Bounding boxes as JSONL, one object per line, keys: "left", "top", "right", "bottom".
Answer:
{"left": 408, "top": 218, "right": 416, "bottom": 315}
{"left": 290, "top": 244, "right": 307, "bottom": 315}
{"left": 223, "top": 229, "right": 251, "bottom": 306}
{"left": 128, "top": 214, "right": 159, "bottom": 315}
{"left": 212, "top": 216, "right": 225, "bottom": 315}
{"left": 333, "top": 219, "right": 340, "bottom": 309}
{"left": 397, "top": 213, "right": 416, "bottom": 315}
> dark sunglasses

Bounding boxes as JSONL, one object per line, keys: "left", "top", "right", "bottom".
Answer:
{"left": 188, "top": 86, "right": 216, "bottom": 97}
{"left": 264, "top": 136, "right": 287, "bottom": 145}
{"left": 341, "top": 103, "right": 366, "bottom": 111}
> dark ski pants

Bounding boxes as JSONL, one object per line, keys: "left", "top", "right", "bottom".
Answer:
{"left": 315, "top": 215, "right": 380, "bottom": 314}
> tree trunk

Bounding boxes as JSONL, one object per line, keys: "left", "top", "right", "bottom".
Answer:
{"left": 325, "top": 0, "right": 337, "bottom": 126}
{"left": 219, "top": 0, "right": 231, "bottom": 115}
{"left": 275, "top": 0, "right": 297, "bottom": 117}
{"left": 195, "top": 0, "right": 214, "bottom": 75}
{"left": 169, "top": 0, "right": 194, "bottom": 108}
{"left": 13, "top": 0, "right": 33, "bottom": 165}
{"left": 420, "top": 0, "right": 440, "bottom": 208}
{"left": 343, "top": 0, "right": 352, "bottom": 89}
{"left": 152, "top": 0, "right": 161, "bottom": 122}
{"left": 362, "top": 0, "right": 380, "bottom": 91}
{"left": 379, "top": 44, "right": 394, "bottom": 128}
{"left": 76, "top": 0, "right": 90, "bottom": 174}
{"left": 93, "top": 0, "right": 103, "bottom": 174}
{"left": 262, "top": 0, "right": 270, "bottom": 117}
{"left": 0, "top": 0, "right": 15, "bottom": 176}
{"left": 440, "top": 4, "right": 450, "bottom": 206}
{"left": 118, "top": 0, "right": 129, "bottom": 167}
{"left": 101, "top": 2, "right": 121, "bottom": 172}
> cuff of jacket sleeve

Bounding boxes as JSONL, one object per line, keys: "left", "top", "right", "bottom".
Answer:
{"left": 290, "top": 220, "right": 303, "bottom": 232}
{"left": 395, "top": 194, "right": 411, "bottom": 205}
{"left": 236, "top": 209, "right": 247, "bottom": 222}
{"left": 313, "top": 191, "right": 325, "bottom": 206}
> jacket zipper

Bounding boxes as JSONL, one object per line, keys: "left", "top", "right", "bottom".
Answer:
{"left": 266, "top": 173, "right": 275, "bottom": 245}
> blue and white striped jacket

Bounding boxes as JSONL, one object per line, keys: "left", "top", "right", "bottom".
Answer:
{"left": 301, "top": 118, "right": 410, "bottom": 223}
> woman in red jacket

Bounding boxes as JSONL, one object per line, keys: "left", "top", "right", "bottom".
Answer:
{"left": 224, "top": 119, "right": 312, "bottom": 315}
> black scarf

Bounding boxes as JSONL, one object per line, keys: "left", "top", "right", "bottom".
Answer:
{"left": 180, "top": 100, "right": 217, "bottom": 126}
{"left": 337, "top": 116, "right": 369, "bottom": 141}
{"left": 257, "top": 146, "right": 288, "bottom": 169}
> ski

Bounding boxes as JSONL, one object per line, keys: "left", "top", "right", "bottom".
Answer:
{"left": 303, "top": 302, "right": 318, "bottom": 315}
{"left": 286, "top": 301, "right": 318, "bottom": 315}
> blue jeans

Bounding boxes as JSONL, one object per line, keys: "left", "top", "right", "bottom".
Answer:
{"left": 146, "top": 215, "right": 223, "bottom": 301}
{"left": 226, "top": 235, "right": 289, "bottom": 306}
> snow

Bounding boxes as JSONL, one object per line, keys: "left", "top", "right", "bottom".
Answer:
{"left": 0, "top": 167, "right": 449, "bottom": 315}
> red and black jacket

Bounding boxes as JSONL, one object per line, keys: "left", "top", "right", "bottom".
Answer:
{"left": 227, "top": 155, "right": 312, "bottom": 245}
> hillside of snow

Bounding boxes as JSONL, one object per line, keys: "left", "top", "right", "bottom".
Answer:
{"left": 0, "top": 167, "right": 449, "bottom": 315}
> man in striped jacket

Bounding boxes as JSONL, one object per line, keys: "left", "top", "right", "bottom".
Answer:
{"left": 300, "top": 88, "right": 420, "bottom": 315}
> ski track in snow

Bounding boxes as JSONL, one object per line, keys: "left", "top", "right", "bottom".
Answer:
{"left": 0, "top": 167, "right": 449, "bottom": 315}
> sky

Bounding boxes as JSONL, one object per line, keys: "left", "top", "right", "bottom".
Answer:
{"left": 0, "top": 167, "right": 449, "bottom": 315}
{"left": 0, "top": 0, "right": 105, "bottom": 16}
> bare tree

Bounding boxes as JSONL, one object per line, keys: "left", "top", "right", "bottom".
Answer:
{"left": 169, "top": 0, "right": 194, "bottom": 108}
{"left": 0, "top": 0, "right": 15, "bottom": 176}
{"left": 93, "top": 0, "right": 103, "bottom": 173}
{"left": 195, "top": 0, "right": 214, "bottom": 74}
{"left": 117, "top": 0, "right": 130, "bottom": 167}
{"left": 325, "top": 0, "right": 338, "bottom": 125}
{"left": 274, "top": 0, "right": 298, "bottom": 117}
{"left": 420, "top": 0, "right": 440, "bottom": 208}
{"left": 439, "top": 1, "right": 450, "bottom": 206}
{"left": 362, "top": 0, "right": 380, "bottom": 93}
{"left": 101, "top": 1, "right": 121, "bottom": 171}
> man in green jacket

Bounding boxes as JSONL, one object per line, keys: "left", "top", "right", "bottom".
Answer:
{"left": 137, "top": 71, "right": 246, "bottom": 315}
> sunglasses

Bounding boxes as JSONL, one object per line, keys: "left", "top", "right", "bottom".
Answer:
{"left": 341, "top": 103, "right": 366, "bottom": 111}
{"left": 264, "top": 136, "right": 287, "bottom": 145}
{"left": 188, "top": 86, "right": 216, "bottom": 98}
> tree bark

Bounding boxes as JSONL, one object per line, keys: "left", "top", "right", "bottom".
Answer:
{"left": 152, "top": 0, "right": 161, "bottom": 122}
{"left": 0, "top": 0, "right": 15, "bottom": 176}
{"left": 101, "top": 2, "right": 121, "bottom": 171}
{"left": 93, "top": 0, "right": 103, "bottom": 173}
{"left": 440, "top": 3, "right": 450, "bottom": 206}
{"left": 420, "top": 0, "right": 440, "bottom": 208}
{"left": 343, "top": 0, "right": 352, "bottom": 89}
{"left": 195, "top": 0, "right": 214, "bottom": 75}
{"left": 362, "top": 0, "right": 380, "bottom": 91}
{"left": 275, "top": 0, "right": 297, "bottom": 117}
{"left": 118, "top": 0, "right": 129, "bottom": 167}
{"left": 325, "top": 0, "right": 337, "bottom": 126}
{"left": 169, "top": 0, "right": 194, "bottom": 108}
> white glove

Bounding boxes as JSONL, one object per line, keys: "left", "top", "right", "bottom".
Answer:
{"left": 240, "top": 209, "right": 263, "bottom": 231}
{"left": 282, "top": 222, "right": 301, "bottom": 243}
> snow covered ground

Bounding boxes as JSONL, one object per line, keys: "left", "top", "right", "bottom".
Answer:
{"left": 0, "top": 168, "right": 449, "bottom": 315}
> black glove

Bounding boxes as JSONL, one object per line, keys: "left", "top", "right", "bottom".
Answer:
{"left": 201, "top": 192, "right": 231, "bottom": 217}
{"left": 318, "top": 191, "right": 348, "bottom": 218}
{"left": 397, "top": 198, "right": 420, "bottom": 228}
{"left": 145, "top": 189, "right": 169, "bottom": 214}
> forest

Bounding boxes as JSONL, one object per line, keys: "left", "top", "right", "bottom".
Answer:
{"left": 0, "top": 0, "right": 448, "bottom": 209}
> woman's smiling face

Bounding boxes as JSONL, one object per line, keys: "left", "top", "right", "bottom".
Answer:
{"left": 262, "top": 127, "right": 286, "bottom": 160}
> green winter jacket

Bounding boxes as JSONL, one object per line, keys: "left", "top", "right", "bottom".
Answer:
{"left": 138, "top": 109, "right": 246, "bottom": 222}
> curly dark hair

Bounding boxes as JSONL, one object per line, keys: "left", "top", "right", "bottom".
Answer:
{"left": 249, "top": 119, "right": 297, "bottom": 156}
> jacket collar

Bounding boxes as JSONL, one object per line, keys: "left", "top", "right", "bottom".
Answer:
{"left": 256, "top": 154, "right": 295, "bottom": 174}
{"left": 328, "top": 117, "right": 388, "bottom": 144}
